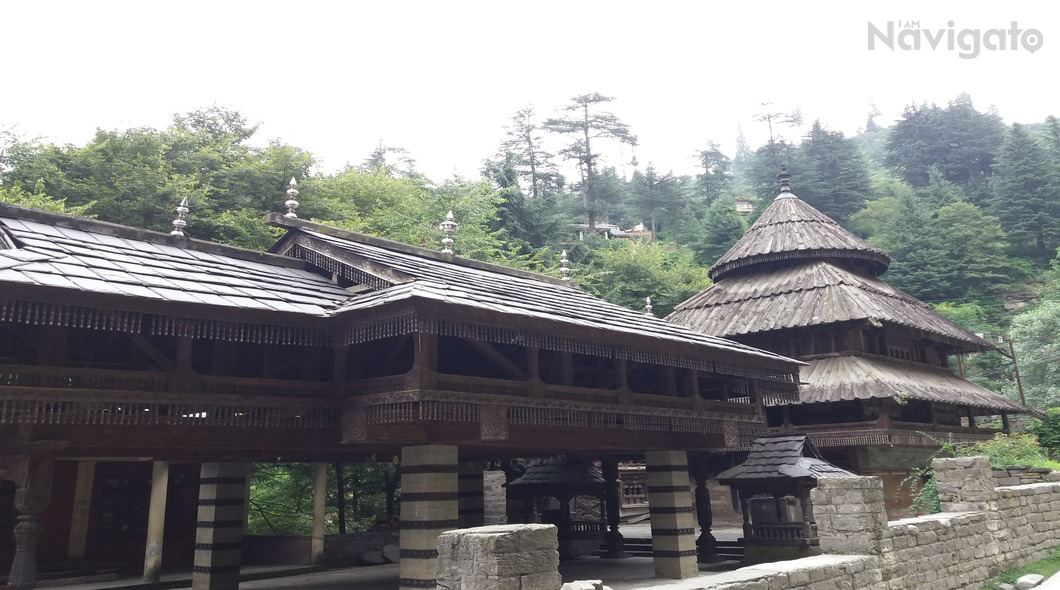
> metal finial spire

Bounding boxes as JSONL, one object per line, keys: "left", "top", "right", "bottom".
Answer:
{"left": 170, "top": 197, "right": 189, "bottom": 237}
{"left": 284, "top": 177, "right": 300, "bottom": 218}
{"left": 560, "top": 250, "right": 571, "bottom": 283}
{"left": 440, "top": 210, "right": 458, "bottom": 254}
{"left": 777, "top": 167, "right": 792, "bottom": 193}
{"left": 644, "top": 296, "right": 654, "bottom": 316}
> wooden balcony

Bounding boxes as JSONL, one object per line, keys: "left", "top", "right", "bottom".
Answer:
{"left": 769, "top": 417, "right": 1003, "bottom": 448}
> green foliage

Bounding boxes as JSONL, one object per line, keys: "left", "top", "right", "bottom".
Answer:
{"left": 694, "top": 141, "right": 732, "bottom": 203}
{"left": 577, "top": 239, "right": 710, "bottom": 318}
{"left": 984, "top": 547, "right": 1060, "bottom": 590}
{"left": 1028, "top": 408, "right": 1060, "bottom": 457}
{"left": 794, "top": 121, "right": 872, "bottom": 223}
{"left": 948, "top": 433, "right": 1060, "bottom": 469}
{"left": 1006, "top": 299, "right": 1060, "bottom": 409}
{"left": 0, "top": 185, "right": 95, "bottom": 216}
{"left": 989, "top": 123, "right": 1060, "bottom": 261}
{"left": 688, "top": 198, "right": 747, "bottom": 266}
{"left": 849, "top": 197, "right": 898, "bottom": 244}
{"left": 247, "top": 461, "right": 398, "bottom": 536}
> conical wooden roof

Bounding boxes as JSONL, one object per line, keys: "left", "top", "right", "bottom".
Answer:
{"left": 709, "top": 179, "right": 889, "bottom": 282}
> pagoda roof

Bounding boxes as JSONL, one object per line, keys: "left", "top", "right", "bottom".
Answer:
{"left": 0, "top": 204, "right": 800, "bottom": 376}
{"left": 669, "top": 260, "right": 994, "bottom": 351}
{"left": 716, "top": 435, "right": 855, "bottom": 483}
{"left": 795, "top": 354, "right": 1024, "bottom": 413}
{"left": 709, "top": 188, "right": 889, "bottom": 282}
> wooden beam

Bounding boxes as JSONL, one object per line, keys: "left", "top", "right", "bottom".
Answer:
{"left": 129, "top": 334, "right": 177, "bottom": 372}
{"left": 466, "top": 340, "right": 528, "bottom": 380}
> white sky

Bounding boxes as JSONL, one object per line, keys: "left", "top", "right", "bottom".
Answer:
{"left": 3, "top": 1, "right": 1058, "bottom": 182}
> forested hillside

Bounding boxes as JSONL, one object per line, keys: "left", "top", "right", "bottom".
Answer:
{"left": 4, "top": 93, "right": 1060, "bottom": 410}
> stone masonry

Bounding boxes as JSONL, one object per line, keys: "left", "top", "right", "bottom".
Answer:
{"left": 453, "top": 457, "right": 1060, "bottom": 590}
{"left": 435, "top": 524, "right": 561, "bottom": 590}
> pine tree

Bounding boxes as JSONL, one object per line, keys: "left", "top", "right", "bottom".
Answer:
{"left": 882, "top": 193, "right": 959, "bottom": 301}
{"left": 796, "top": 121, "right": 872, "bottom": 224}
{"left": 989, "top": 123, "right": 1060, "bottom": 260}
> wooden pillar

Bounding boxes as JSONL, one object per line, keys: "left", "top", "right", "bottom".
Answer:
{"left": 143, "top": 461, "right": 170, "bottom": 583}
{"left": 691, "top": 457, "right": 717, "bottom": 563}
{"left": 644, "top": 451, "right": 698, "bottom": 579}
{"left": 458, "top": 462, "right": 485, "bottom": 528}
{"left": 1002, "top": 412, "right": 1011, "bottom": 433}
{"left": 561, "top": 352, "right": 573, "bottom": 386}
{"left": 311, "top": 462, "right": 327, "bottom": 565}
{"left": 527, "top": 347, "right": 544, "bottom": 399}
{"left": 602, "top": 457, "right": 626, "bottom": 558}
{"left": 192, "top": 462, "right": 251, "bottom": 590}
{"left": 409, "top": 333, "right": 438, "bottom": 390}
{"left": 66, "top": 460, "right": 95, "bottom": 559}
{"left": 6, "top": 454, "right": 55, "bottom": 590}
{"left": 399, "top": 445, "right": 458, "bottom": 590}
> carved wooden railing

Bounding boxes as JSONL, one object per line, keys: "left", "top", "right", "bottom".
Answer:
{"left": 771, "top": 419, "right": 1003, "bottom": 447}
{"left": 542, "top": 384, "right": 619, "bottom": 405}
{"left": 201, "top": 375, "right": 330, "bottom": 397}
{"left": 0, "top": 364, "right": 166, "bottom": 391}
{"left": 747, "top": 522, "right": 818, "bottom": 546}
{"left": 565, "top": 521, "right": 606, "bottom": 539}
{"left": 434, "top": 374, "right": 530, "bottom": 398}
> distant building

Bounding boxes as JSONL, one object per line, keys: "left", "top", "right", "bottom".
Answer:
{"left": 734, "top": 197, "right": 754, "bottom": 214}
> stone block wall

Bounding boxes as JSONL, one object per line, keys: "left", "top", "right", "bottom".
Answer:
{"left": 493, "top": 458, "right": 1060, "bottom": 590}
{"left": 436, "top": 524, "right": 561, "bottom": 590}
{"left": 992, "top": 466, "right": 1060, "bottom": 487}
{"left": 484, "top": 470, "right": 507, "bottom": 525}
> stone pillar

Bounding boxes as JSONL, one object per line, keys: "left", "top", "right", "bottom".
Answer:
{"left": 143, "top": 461, "right": 170, "bottom": 583}
{"left": 691, "top": 458, "right": 717, "bottom": 563}
{"left": 311, "top": 462, "right": 327, "bottom": 565}
{"left": 192, "top": 462, "right": 251, "bottom": 590}
{"left": 811, "top": 476, "right": 888, "bottom": 556}
{"left": 66, "top": 460, "right": 95, "bottom": 559}
{"left": 6, "top": 454, "right": 55, "bottom": 590}
{"left": 436, "top": 524, "right": 561, "bottom": 590}
{"left": 602, "top": 457, "right": 625, "bottom": 558}
{"left": 483, "top": 469, "right": 507, "bottom": 525}
{"left": 644, "top": 451, "right": 698, "bottom": 579}
{"left": 458, "top": 461, "right": 485, "bottom": 528}
{"left": 933, "top": 456, "right": 999, "bottom": 512}
{"left": 399, "top": 445, "right": 458, "bottom": 590}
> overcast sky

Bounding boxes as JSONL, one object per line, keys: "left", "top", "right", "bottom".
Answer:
{"left": 3, "top": 1, "right": 1057, "bottom": 181}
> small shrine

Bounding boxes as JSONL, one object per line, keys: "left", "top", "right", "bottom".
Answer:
{"left": 506, "top": 458, "right": 607, "bottom": 559}
{"left": 716, "top": 435, "right": 854, "bottom": 564}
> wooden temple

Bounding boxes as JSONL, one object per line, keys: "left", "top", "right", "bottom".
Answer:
{"left": 668, "top": 170, "right": 1028, "bottom": 516}
{"left": 0, "top": 193, "right": 802, "bottom": 588}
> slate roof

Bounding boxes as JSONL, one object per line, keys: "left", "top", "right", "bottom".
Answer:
{"left": 668, "top": 260, "right": 995, "bottom": 351}
{"left": 709, "top": 188, "right": 889, "bottom": 282}
{"left": 798, "top": 355, "right": 1024, "bottom": 412}
{"left": 0, "top": 206, "right": 350, "bottom": 315}
{"left": 506, "top": 458, "right": 605, "bottom": 495}
{"left": 716, "top": 435, "right": 855, "bottom": 482}
{"left": 0, "top": 205, "right": 801, "bottom": 373}
{"left": 272, "top": 220, "right": 800, "bottom": 367}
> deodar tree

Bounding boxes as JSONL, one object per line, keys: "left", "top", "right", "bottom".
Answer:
{"left": 545, "top": 93, "right": 637, "bottom": 232}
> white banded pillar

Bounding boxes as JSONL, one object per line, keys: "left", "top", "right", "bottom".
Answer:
{"left": 399, "top": 445, "right": 458, "bottom": 590}
{"left": 66, "top": 460, "right": 95, "bottom": 559}
{"left": 143, "top": 461, "right": 170, "bottom": 582}
{"left": 311, "top": 462, "right": 327, "bottom": 565}
{"left": 192, "top": 462, "right": 251, "bottom": 590}
{"left": 645, "top": 451, "right": 698, "bottom": 579}
{"left": 458, "top": 461, "right": 485, "bottom": 528}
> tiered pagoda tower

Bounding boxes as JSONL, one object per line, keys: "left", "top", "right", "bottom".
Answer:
{"left": 669, "top": 171, "right": 1026, "bottom": 516}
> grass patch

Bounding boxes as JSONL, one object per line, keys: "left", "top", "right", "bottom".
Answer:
{"left": 983, "top": 547, "right": 1060, "bottom": 589}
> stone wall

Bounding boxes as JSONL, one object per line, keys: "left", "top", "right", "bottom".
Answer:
{"left": 993, "top": 465, "right": 1060, "bottom": 487}
{"left": 464, "top": 457, "right": 1060, "bottom": 590}
{"left": 623, "top": 456, "right": 1060, "bottom": 590}
{"left": 436, "top": 524, "right": 561, "bottom": 590}
{"left": 485, "top": 470, "right": 508, "bottom": 525}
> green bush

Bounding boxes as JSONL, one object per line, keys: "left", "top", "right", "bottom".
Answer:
{"left": 1029, "top": 407, "right": 1060, "bottom": 457}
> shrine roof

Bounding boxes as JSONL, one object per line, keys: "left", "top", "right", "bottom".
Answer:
{"left": 669, "top": 260, "right": 994, "bottom": 352}
{"left": 795, "top": 354, "right": 1024, "bottom": 412}
{"left": 716, "top": 435, "right": 855, "bottom": 482}
{"left": 709, "top": 185, "right": 890, "bottom": 281}
{"left": 0, "top": 204, "right": 350, "bottom": 315}
{"left": 273, "top": 220, "right": 800, "bottom": 367}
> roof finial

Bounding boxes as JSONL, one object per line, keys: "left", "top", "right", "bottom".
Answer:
{"left": 285, "top": 177, "right": 300, "bottom": 218}
{"left": 170, "top": 196, "right": 189, "bottom": 237}
{"left": 440, "top": 210, "right": 458, "bottom": 254}
{"left": 777, "top": 167, "right": 792, "bottom": 193}
{"left": 560, "top": 250, "right": 571, "bottom": 283}
{"left": 644, "top": 296, "right": 654, "bottom": 316}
